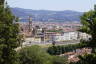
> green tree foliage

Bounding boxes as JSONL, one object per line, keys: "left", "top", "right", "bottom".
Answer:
{"left": 19, "top": 45, "right": 68, "bottom": 64}
{"left": 70, "top": 54, "right": 96, "bottom": 64}
{"left": 0, "top": 0, "right": 21, "bottom": 64}
{"left": 47, "top": 44, "right": 83, "bottom": 55}
{"left": 52, "top": 56, "right": 68, "bottom": 64}
{"left": 71, "top": 5, "right": 96, "bottom": 64}
{"left": 0, "top": 0, "right": 4, "bottom": 5}
{"left": 19, "top": 45, "right": 52, "bottom": 64}
{"left": 79, "top": 5, "right": 96, "bottom": 50}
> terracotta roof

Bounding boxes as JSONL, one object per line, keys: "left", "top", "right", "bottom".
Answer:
{"left": 63, "top": 28, "right": 77, "bottom": 32}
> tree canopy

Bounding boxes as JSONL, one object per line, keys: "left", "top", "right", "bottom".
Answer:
{"left": 0, "top": 0, "right": 21, "bottom": 64}
{"left": 19, "top": 45, "right": 68, "bottom": 64}
{"left": 79, "top": 5, "right": 96, "bottom": 48}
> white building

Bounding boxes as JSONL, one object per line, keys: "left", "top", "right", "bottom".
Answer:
{"left": 79, "top": 32, "right": 91, "bottom": 40}
{"left": 54, "top": 31, "right": 78, "bottom": 41}
{"left": 53, "top": 28, "right": 91, "bottom": 42}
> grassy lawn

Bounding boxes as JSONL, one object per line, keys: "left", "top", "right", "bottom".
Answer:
{"left": 38, "top": 44, "right": 52, "bottom": 48}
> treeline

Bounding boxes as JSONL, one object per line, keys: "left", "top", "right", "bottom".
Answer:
{"left": 47, "top": 43, "right": 85, "bottom": 55}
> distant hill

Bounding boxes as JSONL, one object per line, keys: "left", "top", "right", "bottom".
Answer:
{"left": 11, "top": 7, "right": 83, "bottom": 22}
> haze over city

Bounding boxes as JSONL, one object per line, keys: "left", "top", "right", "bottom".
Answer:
{"left": 8, "top": 0, "right": 96, "bottom": 12}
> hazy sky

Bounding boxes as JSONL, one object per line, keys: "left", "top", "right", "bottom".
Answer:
{"left": 7, "top": 0, "right": 96, "bottom": 12}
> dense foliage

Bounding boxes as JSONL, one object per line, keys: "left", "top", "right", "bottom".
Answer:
{"left": 19, "top": 45, "right": 68, "bottom": 64}
{"left": 70, "top": 53, "right": 96, "bottom": 64}
{"left": 47, "top": 43, "right": 84, "bottom": 55}
{"left": 52, "top": 56, "right": 68, "bottom": 64}
{"left": 79, "top": 5, "right": 96, "bottom": 52}
{"left": 19, "top": 45, "right": 52, "bottom": 64}
{"left": 71, "top": 5, "right": 96, "bottom": 64}
{"left": 0, "top": 0, "right": 21, "bottom": 64}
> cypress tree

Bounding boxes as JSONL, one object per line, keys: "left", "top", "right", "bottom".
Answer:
{"left": 0, "top": 0, "right": 21, "bottom": 64}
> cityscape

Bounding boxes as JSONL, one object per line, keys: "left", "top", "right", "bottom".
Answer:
{"left": 0, "top": 0, "right": 96, "bottom": 64}
{"left": 18, "top": 20, "right": 90, "bottom": 46}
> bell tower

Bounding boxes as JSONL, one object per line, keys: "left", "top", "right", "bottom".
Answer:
{"left": 28, "top": 16, "right": 32, "bottom": 32}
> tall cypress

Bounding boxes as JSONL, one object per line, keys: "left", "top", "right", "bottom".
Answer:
{"left": 0, "top": 0, "right": 21, "bottom": 64}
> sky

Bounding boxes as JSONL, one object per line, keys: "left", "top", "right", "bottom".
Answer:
{"left": 7, "top": 0, "right": 96, "bottom": 12}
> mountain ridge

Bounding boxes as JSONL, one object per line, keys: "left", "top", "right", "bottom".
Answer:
{"left": 11, "top": 7, "right": 83, "bottom": 22}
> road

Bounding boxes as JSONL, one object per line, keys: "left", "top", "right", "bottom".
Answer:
{"left": 55, "top": 40, "right": 80, "bottom": 45}
{"left": 22, "top": 40, "right": 80, "bottom": 46}
{"left": 16, "top": 40, "right": 80, "bottom": 51}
